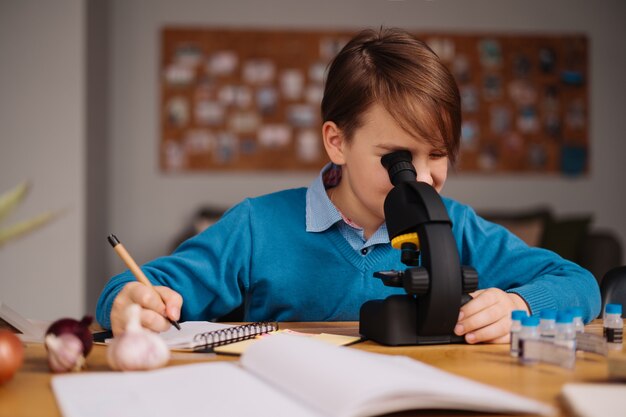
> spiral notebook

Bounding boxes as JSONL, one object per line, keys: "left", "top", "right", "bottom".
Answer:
{"left": 159, "top": 321, "right": 279, "bottom": 351}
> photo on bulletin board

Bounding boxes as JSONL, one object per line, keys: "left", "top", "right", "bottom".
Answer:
{"left": 160, "top": 28, "right": 589, "bottom": 175}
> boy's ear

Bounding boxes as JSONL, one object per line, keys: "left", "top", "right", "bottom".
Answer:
{"left": 322, "top": 121, "right": 347, "bottom": 165}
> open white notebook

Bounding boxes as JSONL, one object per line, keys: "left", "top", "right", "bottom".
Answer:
{"left": 52, "top": 334, "right": 556, "bottom": 417}
{"left": 0, "top": 301, "right": 48, "bottom": 342}
{"left": 561, "top": 383, "right": 626, "bottom": 417}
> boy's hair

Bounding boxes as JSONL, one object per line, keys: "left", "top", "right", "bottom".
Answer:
{"left": 321, "top": 27, "right": 461, "bottom": 162}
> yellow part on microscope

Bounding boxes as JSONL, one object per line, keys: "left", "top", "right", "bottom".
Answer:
{"left": 391, "top": 232, "right": 420, "bottom": 250}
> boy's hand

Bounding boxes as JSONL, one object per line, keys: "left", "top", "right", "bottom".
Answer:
{"left": 111, "top": 282, "right": 183, "bottom": 336}
{"left": 454, "top": 288, "right": 529, "bottom": 344}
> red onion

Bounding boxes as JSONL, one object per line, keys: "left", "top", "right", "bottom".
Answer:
{"left": 44, "top": 315, "right": 93, "bottom": 372}
{"left": 46, "top": 315, "right": 93, "bottom": 355}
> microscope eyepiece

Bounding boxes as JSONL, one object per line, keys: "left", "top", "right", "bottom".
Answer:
{"left": 381, "top": 150, "right": 416, "bottom": 186}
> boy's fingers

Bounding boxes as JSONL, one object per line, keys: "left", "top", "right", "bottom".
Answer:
{"left": 464, "top": 319, "right": 511, "bottom": 344}
{"left": 488, "top": 334, "right": 510, "bottom": 344}
{"left": 139, "top": 308, "right": 171, "bottom": 333}
{"left": 507, "top": 293, "right": 531, "bottom": 313}
{"left": 455, "top": 289, "right": 529, "bottom": 344}
{"left": 461, "top": 289, "right": 497, "bottom": 317}
{"left": 111, "top": 282, "right": 175, "bottom": 336}
{"left": 154, "top": 286, "right": 183, "bottom": 321}
{"left": 127, "top": 283, "right": 167, "bottom": 315}
{"left": 457, "top": 290, "right": 512, "bottom": 335}
{"left": 455, "top": 306, "right": 496, "bottom": 336}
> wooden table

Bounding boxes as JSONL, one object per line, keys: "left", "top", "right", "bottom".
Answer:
{"left": 0, "top": 321, "right": 618, "bottom": 417}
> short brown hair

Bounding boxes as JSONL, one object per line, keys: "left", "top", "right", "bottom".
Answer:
{"left": 321, "top": 27, "right": 461, "bottom": 162}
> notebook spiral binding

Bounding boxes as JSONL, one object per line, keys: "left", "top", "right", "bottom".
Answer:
{"left": 192, "top": 322, "right": 279, "bottom": 350}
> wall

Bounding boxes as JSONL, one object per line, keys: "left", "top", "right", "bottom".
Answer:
{"left": 0, "top": 0, "right": 86, "bottom": 319}
{"left": 107, "top": 0, "right": 626, "bottom": 276}
{"left": 1, "top": 0, "right": 625, "bottom": 320}
{"left": 85, "top": 0, "right": 110, "bottom": 318}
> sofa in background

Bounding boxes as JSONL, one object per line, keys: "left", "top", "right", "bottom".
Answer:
{"left": 480, "top": 207, "right": 623, "bottom": 285}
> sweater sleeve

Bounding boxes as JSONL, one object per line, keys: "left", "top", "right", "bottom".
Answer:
{"left": 448, "top": 200, "right": 601, "bottom": 323}
{"left": 95, "top": 200, "right": 253, "bottom": 329}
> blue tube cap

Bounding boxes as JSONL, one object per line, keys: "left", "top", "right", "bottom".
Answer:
{"left": 556, "top": 312, "right": 573, "bottom": 323}
{"left": 606, "top": 303, "right": 623, "bottom": 315}
{"left": 540, "top": 309, "right": 557, "bottom": 320}
{"left": 568, "top": 307, "right": 583, "bottom": 318}
{"left": 522, "top": 316, "right": 540, "bottom": 327}
{"left": 511, "top": 310, "right": 528, "bottom": 321}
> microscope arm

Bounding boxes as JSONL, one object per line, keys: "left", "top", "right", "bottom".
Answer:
{"left": 385, "top": 181, "right": 463, "bottom": 336}
{"left": 414, "top": 221, "right": 462, "bottom": 335}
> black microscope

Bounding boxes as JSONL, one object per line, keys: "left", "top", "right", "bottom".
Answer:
{"left": 359, "top": 150, "right": 478, "bottom": 345}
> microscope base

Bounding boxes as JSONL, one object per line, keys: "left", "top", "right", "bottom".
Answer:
{"left": 359, "top": 295, "right": 465, "bottom": 346}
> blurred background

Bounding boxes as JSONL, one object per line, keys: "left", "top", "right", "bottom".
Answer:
{"left": 1, "top": 0, "right": 625, "bottom": 321}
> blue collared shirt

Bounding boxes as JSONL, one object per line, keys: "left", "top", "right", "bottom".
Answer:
{"left": 305, "top": 163, "right": 390, "bottom": 253}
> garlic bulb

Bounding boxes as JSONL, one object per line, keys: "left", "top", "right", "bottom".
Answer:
{"left": 107, "top": 304, "right": 170, "bottom": 371}
{"left": 45, "top": 333, "right": 86, "bottom": 373}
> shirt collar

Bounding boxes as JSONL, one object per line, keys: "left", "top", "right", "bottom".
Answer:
{"left": 306, "top": 163, "right": 342, "bottom": 232}
{"left": 305, "top": 163, "right": 390, "bottom": 246}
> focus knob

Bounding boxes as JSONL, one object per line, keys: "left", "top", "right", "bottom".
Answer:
{"left": 403, "top": 267, "right": 430, "bottom": 295}
{"left": 462, "top": 266, "right": 479, "bottom": 293}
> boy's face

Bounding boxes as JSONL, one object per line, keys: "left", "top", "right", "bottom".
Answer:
{"left": 324, "top": 103, "right": 449, "bottom": 229}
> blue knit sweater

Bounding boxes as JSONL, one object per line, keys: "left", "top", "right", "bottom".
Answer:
{"left": 96, "top": 188, "right": 601, "bottom": 329}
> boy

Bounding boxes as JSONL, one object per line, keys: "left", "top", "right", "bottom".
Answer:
{"left": 97, "top": 27, "right": 600, "bottom": 343}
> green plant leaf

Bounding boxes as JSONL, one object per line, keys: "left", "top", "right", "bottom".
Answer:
{"left": 0, "top": 211, "right": 57, "bottom": 247}
{"left": 0, "top": 181, "right": 30, "bottom": 224}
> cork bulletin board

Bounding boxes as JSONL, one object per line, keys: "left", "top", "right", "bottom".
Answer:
{"left": 160, "top": 28, "right": 588, "bottom": 175}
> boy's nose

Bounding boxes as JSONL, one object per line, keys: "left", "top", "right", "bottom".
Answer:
{"left": 411, "top": 157, "right": 433, "bottom": 186}
{"left": 414, "top": 169, "right": 433, "bottom": 186}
